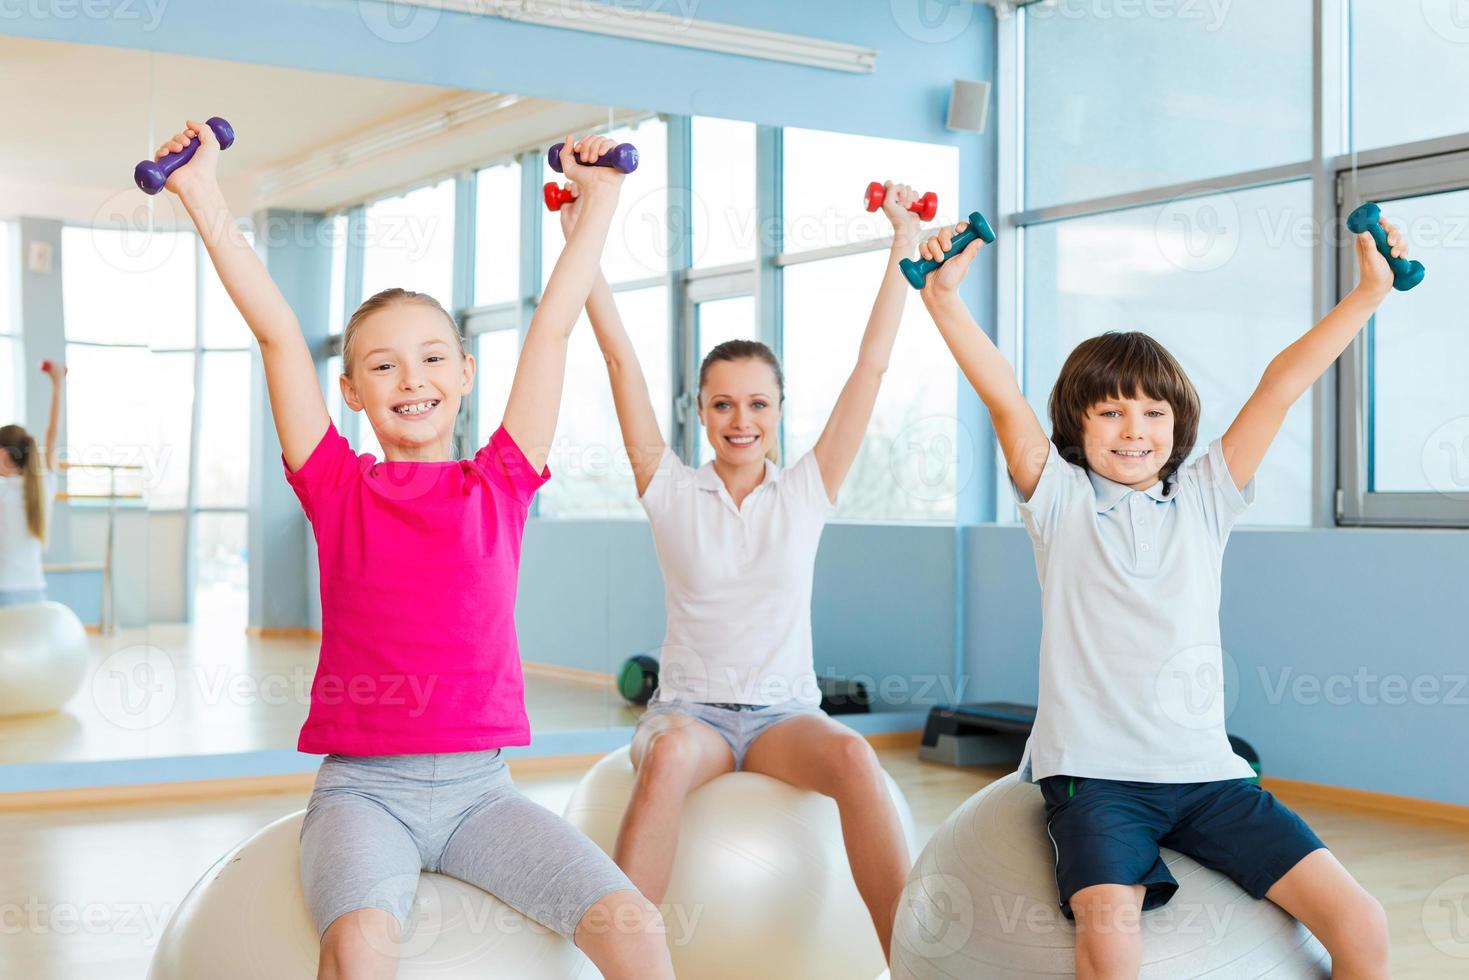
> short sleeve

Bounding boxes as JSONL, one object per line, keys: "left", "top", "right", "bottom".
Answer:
{"left": 787, "top": 452, "right": 837, "bottom": 518}
{"left": 474, "top": 426, "right": 551, "bottom": 508}
{"left": 1180, "top": 438, "right": 1255, "bottom": 546}
{"left": 283, "top": 423, "right": 359, "bottom": 522}
{"left": 639, "top": 446, "right": 696, "bottom": 520}
{"left": 1011, "top": 442, "right": 1084, "bottom": 546}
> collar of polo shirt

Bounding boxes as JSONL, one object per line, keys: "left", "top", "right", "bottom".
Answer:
{"left": 1086, "top": 467, "right": 1174, "bottom": 513}
{"left": 694, "top": 456, "right": 784, "bottom": 493}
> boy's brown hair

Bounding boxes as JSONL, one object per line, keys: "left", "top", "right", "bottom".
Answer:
{"left": 1048, "top": 331, "right": 1200, "bottom": 487}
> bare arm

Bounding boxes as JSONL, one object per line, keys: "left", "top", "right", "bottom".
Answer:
{"left": 1221, "top": 224, "right": 1400, "bottom": 489}
{"left": 163, "top": 120, "right": 328, "bottom": 472}
{"left": 552, "top": 184, "right": 664, "bottom": 495}
{"left": 810, "top": 183, "right": 924, "bottom": 502}
{"left": 42, "top": 363, "right": 63, "bottom": 473}
{"left": 918, "top": 222, "right": 1050, "bottom": 500}
{"left": 501, "top": 136, "right": 624, "bottom": 473}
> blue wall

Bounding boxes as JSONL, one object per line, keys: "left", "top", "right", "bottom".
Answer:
{"left": 964, "top": 525, "right": 1469, "bottom": 806}
{"left": 0, "top": 0, "right": 991, "bottom": 147}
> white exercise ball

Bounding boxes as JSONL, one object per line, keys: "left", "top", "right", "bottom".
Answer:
{"left": 563, "top": 745, "right": 916, "bottom": 980}
{"left": 0, "top": 600, "right": 88, "bottom": 717}
{"left": 149, "top": 811, "right": 601, "bottom": 980}
{"left": 892, "top": 773, "right": 1330, "bottom": 979}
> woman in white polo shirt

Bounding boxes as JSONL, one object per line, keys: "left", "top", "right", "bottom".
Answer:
{"left": 555, "top": 181, "right": 920, "bottom": 959}
{"left": 0, "top": 361, "right": 64, "bottom": 607}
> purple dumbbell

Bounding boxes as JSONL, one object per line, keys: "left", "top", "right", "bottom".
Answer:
{"left": 133, "top": 117, "right": 235, "bottom": 195}
{"left": 546, "top": 141, "right": 639, "bottom": 175}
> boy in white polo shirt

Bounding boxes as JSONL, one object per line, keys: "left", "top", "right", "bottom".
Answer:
{"left": 916, "top": 213, "right": 1407, "bottom": 979}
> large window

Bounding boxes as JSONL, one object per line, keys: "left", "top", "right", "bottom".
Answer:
{"left": 780, "top": 130, "right": 961, "bottom": 521}
{"left": 1021, "top": 184, "right": 1314, "bottom": 526}
{"left": 362, "top": 178, "right": 456, "bottom": 303}
{"left": 784, "top": 250, "right": 961, "bottom": 520}
{"left": 1, "top": 221, "right": 17, "bottom": 424}
{"left": 692, "top": 117, "right": 756, "bottom": 269}
{"left": 783, "top": 128, "right": 961, "bottom": 253}
{"left": 1023, "top": 4, "right": 1311, "bottom": 209}
{"left": 1008, "top": 2, "right": 1469, "bottom": 527}
{"left": 1349, "top": 1, "right": 1469, "bottom": 152}
{"left": 474, "top": 161, "right": 521, "bottom": 305}
{"left": 537, "top": 286, "right": 671, "bottom": 517}
{"left": 62, "top": 226, "right": 194, "bottom": 499}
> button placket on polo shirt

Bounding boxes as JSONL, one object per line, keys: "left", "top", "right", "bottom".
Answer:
{"left": 1130, "top": 493, "right": 1159, "bottom": 571}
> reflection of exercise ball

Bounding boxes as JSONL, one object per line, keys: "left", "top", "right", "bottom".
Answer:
{"left": 616, "top": 654, "right": 658, "bottom": 705}
{"left": 148, "top": 811, "right": 601, "bottom": 980}
{"left": 564, "top": 745, "right": 915, "bottom": 980}
{"left": 0, "top": 601, "right": 88, "bottom": 717}
{"left": 892, "top": 773, "right": 1329, "bottom": 979}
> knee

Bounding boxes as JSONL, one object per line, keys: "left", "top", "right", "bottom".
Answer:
{"left": 638, "top": 732, "right": 697, "bottom": 789}
{"left": 575, "top": 889, "right": 667, "bottom": 954}
{"left": 1325, "top": 891, "right": 1390, "bottom": 969}
{"left": 319, "top": 910, "right": 399, "bottom": 978}
{"left": 827, "top": 734, "right": 882, "bottom": 795}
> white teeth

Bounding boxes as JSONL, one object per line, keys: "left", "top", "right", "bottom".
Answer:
{"left": 394, "top": 400, "right": 438, "bottom": 416}
{"left": 727, "top": 436, "right": 757, "bottom": 445}
{"left": 1114, "top": 450, "right": 1149, "bottom": 457}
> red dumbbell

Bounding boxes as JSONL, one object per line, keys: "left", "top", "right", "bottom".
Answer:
{"left": 543, "top": 182, "right": 576, "bottom": 212}
{"left": 40, "top": 360, "right": 52, "bottom": 372}
{"left": 864, "top": 181, "right": 938, "bottom": 222}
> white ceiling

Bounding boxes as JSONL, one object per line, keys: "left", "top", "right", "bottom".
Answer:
{"left": 0, "top": 35, "right": 637, "bottom": 225}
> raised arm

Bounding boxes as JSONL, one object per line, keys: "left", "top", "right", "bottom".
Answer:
{"left": 41, "top": 361, "right": 64, "bottom": 473}
{"left": 162, "top": 120, "right": 328, "bottom": 472}
{"left": 918, "top": 221, "right": 1050, "bottom": 500}
{"left": 809, "top": 183, "right": 925, "bottom": 502}
{"left": 552, "top": 183, "right": 665, "bottom": 496}
{"left": 1221, "top": 222, "right": 1401, "bottom": 489}
{"left": 501, "top": 136, "right": 625, "bottom": 473}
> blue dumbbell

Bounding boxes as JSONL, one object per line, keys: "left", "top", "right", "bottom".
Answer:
{"left": 1346, "top": 203, "right": 1424, "bottom": 291}
{"left": 900, "top": 211, "right": 997, "bottom": 290}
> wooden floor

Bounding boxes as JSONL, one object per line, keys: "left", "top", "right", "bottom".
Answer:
{"left": 1, "top": 751, "right": 1466, "bottom": 979}
{"left": 0, "top": 622, "right": 639, "bottom": 766}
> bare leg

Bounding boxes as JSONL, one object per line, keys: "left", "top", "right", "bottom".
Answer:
{"left": 614, "top": 712, "right": 735, "bottom": 903}
{"left": 1069, "top": 883, "right": 1145, "bottom": 980}
{"left": 741, "top": 715, "right": 910, "bottom": 962}
{"left": 1265, "top": 848, "right": 1389, "bottom": 980}
{"left": 317, "top": 909, "right": 401, "bottom": 980}
{"left": 574, "top": 888, "right": 675, "bottom": 980}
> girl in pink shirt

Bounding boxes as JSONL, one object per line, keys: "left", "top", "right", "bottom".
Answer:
{"left": 157, "top": 120, "right": 672, "bottom": 980}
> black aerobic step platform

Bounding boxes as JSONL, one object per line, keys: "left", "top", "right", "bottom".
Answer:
{"left": 919, "top": 702, "right": 1036, "bottom": 767}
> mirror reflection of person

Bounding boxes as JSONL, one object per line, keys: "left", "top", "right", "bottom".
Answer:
{"left": 0, "top": 361, "right": 65, "bottom": 608}
{"left": 557, "top": 179, "right": 923, "bottom": 964}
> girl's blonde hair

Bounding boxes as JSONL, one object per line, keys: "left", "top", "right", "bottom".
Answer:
{"left": 0, "top": 425, "right": 47, "bottom": 543}
{"left": 341, "top": 288, "right": 465, "bottom": 377}
{"left": 698, "top": 340, "right": 784, "bottom": 464}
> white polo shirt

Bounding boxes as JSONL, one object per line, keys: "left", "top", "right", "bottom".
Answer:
{"left": 640, "top": 447, "right": 835, "bottom": 707}
{"left": 1013, "top": 438, "right": 1259, "bottom": 784}
{"left": 0, "top": 471, "right": 56, "bottom": 593}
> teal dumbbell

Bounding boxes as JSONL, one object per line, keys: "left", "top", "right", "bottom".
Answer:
{"left": 1346, "top": 203, "right": 1424, "bottom": 291}
{"left": 900, "top": 211, "right": 996, "bottom": 290}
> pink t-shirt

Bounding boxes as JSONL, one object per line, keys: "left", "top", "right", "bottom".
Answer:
{"left": 283, "top": 422, "right": 549, "bottom": 756}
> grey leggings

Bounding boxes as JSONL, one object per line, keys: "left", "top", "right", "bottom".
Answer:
{"left": 299, "top": 748, "right": 634, "bottom": 939}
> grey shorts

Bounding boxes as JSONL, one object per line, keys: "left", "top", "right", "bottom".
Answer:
{"left": 638, "top": 693, "right": 824, "bottom": 769}
{"left": 299, "top": 749, "right": 633, "bottom": 939}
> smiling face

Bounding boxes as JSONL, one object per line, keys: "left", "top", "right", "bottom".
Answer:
{"left": 698, "top": 357, "right": 782, "bottom": 467}
{"left": 340, "top": 301, "right": 474, "bottom": 461}
{"left": 1081, "top": 393, "right": 1175, "bottom": 490}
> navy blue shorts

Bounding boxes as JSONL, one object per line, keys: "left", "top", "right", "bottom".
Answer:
{"left": 1038, "top": 776, "right": 1325, "bottom": 919}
